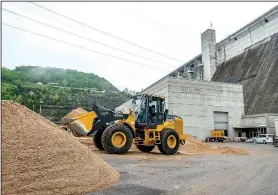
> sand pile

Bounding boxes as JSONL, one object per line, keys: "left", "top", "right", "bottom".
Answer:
{"left": 2, "top": 101, "right": 119, "bottom": 195}
{"left": 61, "top": 107, "right": 87, "bottom": 124}
{"left": 180, "top": 135, "right": 248, "bottom": 155}
{"left": 77, "top": 137, "right": 96, "bottom": 150}
{"left": 214, "top": 146, "right": 248, "bottom": 155}
{"left": 180, "top": 135, "right": 212, "bottom": 154}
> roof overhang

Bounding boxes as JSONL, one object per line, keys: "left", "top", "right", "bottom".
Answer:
{"left": 233, "top": 124, "right": 267, "bottom": 129}
{"left": 233, "top": 125, "right": 257, "bottom": 129}
{"left": 133, "top": 93, "right": 165, "bottom": 100}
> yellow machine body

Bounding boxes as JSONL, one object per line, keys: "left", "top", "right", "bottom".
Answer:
{"left": 211, "top": 130, "right": 225, "bottom": 138}
{"left": 116, "top": 108, "right": 188, "bottom": 147}
{"left": 140, "top": 117, "right": 187, "bottom": 145}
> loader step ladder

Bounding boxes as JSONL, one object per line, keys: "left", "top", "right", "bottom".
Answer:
{"left": 134, "top": 137, "right": 144, "bottom": 145}
{"left": 154, "top": 131, "right": 161, "bottom": 144}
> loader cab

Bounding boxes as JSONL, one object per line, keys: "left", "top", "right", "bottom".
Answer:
{"left": 132, "top": 94, "right": 166, "bottom": 128}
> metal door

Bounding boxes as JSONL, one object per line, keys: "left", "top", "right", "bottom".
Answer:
{"left": 214, "top": 111, "right": 228, "bottom": 136}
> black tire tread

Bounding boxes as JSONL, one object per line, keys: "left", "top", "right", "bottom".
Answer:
{"left": 136, "top": 145, "right": 155, "bottom": 153}
{"left": 101, "top": 123, "right": 133, "bottom": 154}
{"left": 93, "top": 130, "right": 104, "bottom": 150}
{"left": 158, "top": 128, "right": 180, "bottom": 155}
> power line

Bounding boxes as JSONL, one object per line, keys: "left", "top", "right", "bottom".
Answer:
{"left": 3, "top": 23, "right": 171, "bottom": 72}
{"left": 2, "top": 8, "right": 175, "bottom": 68}
{"left": 125, "top": 9, "right": 187, "bottom": 39}
{"left": 29, "top": 2, "right": 184, "bottom": 63}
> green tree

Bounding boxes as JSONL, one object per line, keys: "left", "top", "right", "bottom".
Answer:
{"left": 61, "top": 79, "right": 68, "bottom": 87}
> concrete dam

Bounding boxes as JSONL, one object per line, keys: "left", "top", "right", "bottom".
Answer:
{"left": 212, "top": 32, "right": 278, "bottom": 115}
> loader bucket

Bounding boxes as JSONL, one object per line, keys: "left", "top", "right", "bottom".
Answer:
{"left": 61, "top": 108, "right": 87, "bottom": 124}
{"left": 68, "top": 112, "right": 97, "bottom": 135}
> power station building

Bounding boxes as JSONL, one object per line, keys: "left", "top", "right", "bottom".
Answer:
{"left": 116, "top": 5, "right": 278, "bottom": 140}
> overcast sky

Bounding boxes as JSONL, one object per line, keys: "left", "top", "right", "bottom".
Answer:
{"left": 2, "top": 2, "right": 278, "bottom": 91}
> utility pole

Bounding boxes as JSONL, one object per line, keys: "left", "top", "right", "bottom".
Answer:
{"left": 39, "top": 99, "right": 43, "bottom": 115}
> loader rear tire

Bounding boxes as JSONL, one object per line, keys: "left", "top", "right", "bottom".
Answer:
{"left": 158, "top": 129, "right": 180, "bottom": 155}
{"left": 101, "top": 124, "right": 133, "bottom": 154}
{"left": 93, "top": 130, "right": 104, "bottom": 150}
{"left": 136, "top": 145, "right": 155, "bottom": 153}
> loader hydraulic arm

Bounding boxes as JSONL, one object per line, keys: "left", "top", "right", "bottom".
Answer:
{"left": 87, "top": 102, "right": 128, "bottom": 135}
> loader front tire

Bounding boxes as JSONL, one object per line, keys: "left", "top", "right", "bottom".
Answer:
{"left": 136, "top": 145, "right": 155, "bottom": 153}
{"left": 158, "top": 129, "right": 180, "bottom": 155}
{"left": 101, "top": 124, "right": 133, "bottom": 154}
{"left": 93, "top": 130, "right": 104, "bottom": 150}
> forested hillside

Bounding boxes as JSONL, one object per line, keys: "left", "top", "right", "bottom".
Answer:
{"left": 2, "top": 66, "right": 118, "bottom": 91}
{"left": 2, "top": 66, "right": 131, "bottom": 122}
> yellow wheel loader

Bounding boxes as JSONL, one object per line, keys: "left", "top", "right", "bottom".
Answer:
{"left": 100, "top": 94, "right": 188, "bottom": 155}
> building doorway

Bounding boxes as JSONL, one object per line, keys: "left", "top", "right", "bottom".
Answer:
{"left": 234, "top": 126, "right": 267, "bottom": 138}
{"left": 214, "top": 111, "right": 228, "bottom": 136}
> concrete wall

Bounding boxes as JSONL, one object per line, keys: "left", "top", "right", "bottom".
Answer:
{"left": 240, "top": 114, "right": 278, "bottom": 134}
{"left": 201, "top": 29, "right": 217, "bottom": 81}
{"left": 241, "top": 114, "right": 267, "bottom": 127}
{"left": 212, "top": 32, "right": 278, "bottom": 115}
{"left": 274, "top": 119, "right": 278, "bottom": 136}
{"left": 167, "top": 77, "right": 244, "bottom": 140}
{"left": 115, "top": 99, "right": 132, "bottom": 114}
{"left": 267, "top": 114, "right": 278, "bottom": 134}
{"left": 216, "top": 6, "right": 278, "bottom": 65}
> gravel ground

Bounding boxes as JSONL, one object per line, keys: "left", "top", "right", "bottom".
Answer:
{"left": 87, "top": 142, "right": 278, "bottom": 195}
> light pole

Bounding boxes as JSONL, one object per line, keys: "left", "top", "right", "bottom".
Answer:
{"left": 39, "top": 99, "right": 43, "bottom": 115}
{"left": 29, "top": 91, "right": 35, "bottom": 111}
